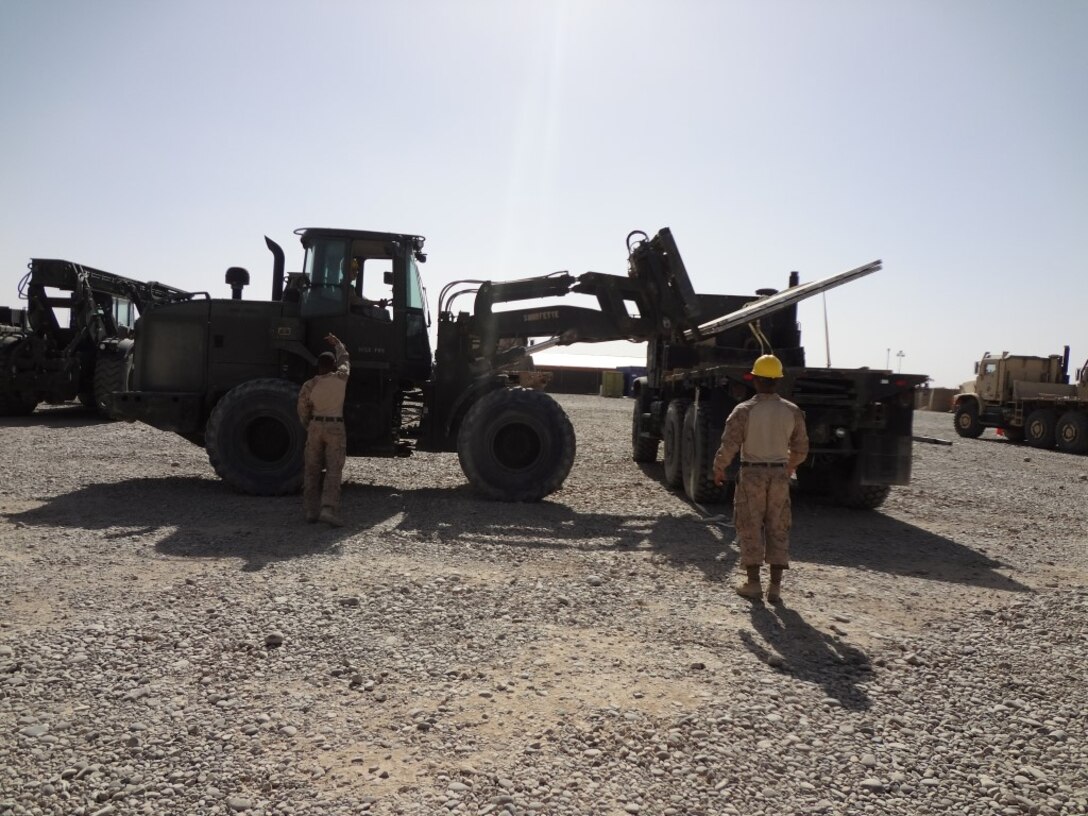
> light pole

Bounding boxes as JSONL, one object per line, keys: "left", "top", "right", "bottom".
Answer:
{"left": 886, "top": 348, "right": 890, "bottom": 369}
{"left": 896, "top": 350, "right": 905, "bottom": 373}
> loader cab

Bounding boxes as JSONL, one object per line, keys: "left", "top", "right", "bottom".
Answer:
{"left": 295, "top": 228, "right": 432, "bottom": 381}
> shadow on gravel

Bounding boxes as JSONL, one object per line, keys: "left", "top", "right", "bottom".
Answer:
{"left": 4, "top": 473, "right": 1028, "bottom": 592}
{"left": 360, "top": 484, "right": 735, "bottom": 581}
{"left": 792, "top": 501, "right": 1031, "bottom": 593}
{"left": 0, "top": 405, "right": 109, "bottom": 428}
{"left": 637, "top": 462, "right": 1029, "bottom": 593}
{"left": 741, "top": 604, "right": 873, "bottom": 710}
{"left": 3, "top": 476, "right": 350, "bottom": 572}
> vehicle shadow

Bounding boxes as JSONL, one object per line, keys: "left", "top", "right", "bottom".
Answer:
{"left": 0, "top": 404, "right": 110, "bottom": 428}
{"left": 3, "top": 476, "right": 350, "bottom": 572}
{"left": 634, "top": 462, "right": 1029, "bottom": 593}
{"left": 3, "top": 476, "right": 1029, "bottom": 592}
{"left": 740, "top": 603, "right": 873, "bottom": 711}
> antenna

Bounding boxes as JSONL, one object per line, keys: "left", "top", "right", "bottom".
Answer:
{"left": 822, "top": 292, "right": 831, "bottom": 367}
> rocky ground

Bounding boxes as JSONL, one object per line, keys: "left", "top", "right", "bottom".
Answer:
{"left": 0, "top": 396, "right": 1085, "bottom": 816}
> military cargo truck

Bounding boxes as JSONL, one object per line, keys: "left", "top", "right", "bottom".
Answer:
{"left": 953, "top": 348, "right": 1088, "bottom": 453}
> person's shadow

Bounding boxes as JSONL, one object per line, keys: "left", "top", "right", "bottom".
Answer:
{"left": 739, "top": 603, "right": 873, "bottom": 711}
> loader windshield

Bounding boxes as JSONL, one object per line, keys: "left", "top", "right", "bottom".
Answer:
{"left": 300, "top": 239, "right": 350, "bottom": 317}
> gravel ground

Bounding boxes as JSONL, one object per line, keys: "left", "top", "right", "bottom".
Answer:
{"left": 1, "top": 395, "right": 1086, "bottom": 816}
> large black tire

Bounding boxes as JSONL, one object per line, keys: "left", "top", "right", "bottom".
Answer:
{"left": 1055, "top": 411, "right": 1088, "bottom": 454}
{"left": 662, "top": 398, "right": 690, "bottom": 489}
{"left": 953, "top": 401, "right": 984, "bottom": 438}
{"left": 631, "top": 398, "right": 659, "bottom": 463}
{"left": 205, "top": 379, "right": 306, "bottom": 495}
{"left": 1024, "top": 408, "right": 1057, "bottom": 449}
{"left": 457, "top": 387, "right": 575, "bottom": 502}
{"left": 0, "top": 387, "right": 37, "bottom": 417}
{"left": 93, "top": 353, "right": 134, "bottom": 419}
{"left": 681, "top": 401, "right": 731, "bottom": 504}
{"left": 829, "top": 458, "right": 891, "bottom": 509}
{"left": 0, "top": 342, "right": 37, "bottom": 416}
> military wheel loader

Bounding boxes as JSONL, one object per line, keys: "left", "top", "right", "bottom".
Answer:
{"left": 110, "top": 226, "right": 921, "bottom": 504}
{"left": 0, "top": 260, "right": 193, "bottom": 417}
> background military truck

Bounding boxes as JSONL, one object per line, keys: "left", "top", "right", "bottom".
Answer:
{"left": 0, "top": 260, "right": 192, "bottom": 417}
{"left": 110, "top": 226, "right": 896, "bottom": 502}
{"left": 952, "top": 347, "right": 1088, "bottom": 453}
{"left": 626, "top": 231, "right": 928, "bottom": 510}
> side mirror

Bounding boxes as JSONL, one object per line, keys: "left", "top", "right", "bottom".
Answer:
{"left": 974, "top": 362, "right": 979, "bottom": 375}
{"left": 384, "top": 271, "right": 393, "bottom": 285}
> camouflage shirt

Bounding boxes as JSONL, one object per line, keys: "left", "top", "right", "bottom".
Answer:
{"left": 713, "top": 393, "right": 809, "bottom": 472}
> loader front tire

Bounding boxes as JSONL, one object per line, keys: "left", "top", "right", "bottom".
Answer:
{"left": 206, "top": 378, "right": 305, "bottom": 495}
{"left": 458, "top": 387, "right": 575, "bottom": 502}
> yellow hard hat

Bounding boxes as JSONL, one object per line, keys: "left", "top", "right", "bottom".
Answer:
{"left": 751, "top": 354, "right": 784, "bottom": 379}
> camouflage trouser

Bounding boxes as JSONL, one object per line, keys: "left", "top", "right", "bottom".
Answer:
{"left": 303, "top": 422, "right": 346, "bottom": 517}
{"left": 733, "top": 468, "right": 792, "bottom": 567}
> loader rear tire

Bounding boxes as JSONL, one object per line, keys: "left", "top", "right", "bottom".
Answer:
{"left": 681, "top": 401, "right": 732, "bottom": 504}
{"left": 206, "top": 379, "right": 305, "bottom": 495}
{"left": 662, "top": 399, "right": 690, "bottom": 489}
{"left": 458, "top": 387, "right": 575, "bottom": 502}
{"left": 630, "top": 398, "right": 659, "bottom": 463}
{"left": 1055, "top": 410, "right": 1088, "bottom": 454}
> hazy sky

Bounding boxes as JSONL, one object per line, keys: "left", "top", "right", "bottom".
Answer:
{"left": 2, "top": 0, "right": 1085, "bottom": 387}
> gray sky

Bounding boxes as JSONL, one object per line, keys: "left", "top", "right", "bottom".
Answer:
{"left": 2, "top": 0, "right": 1085, "bottom": 387}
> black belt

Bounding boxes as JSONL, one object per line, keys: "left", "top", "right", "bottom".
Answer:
{"left": 312, "top": 416, "right": 343, "bottom": 422}
{"left": 741, "top": 462, "right": 786, "bottom": 468}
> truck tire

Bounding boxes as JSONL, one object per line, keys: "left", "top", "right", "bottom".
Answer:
{"left": 93, "top": 353, "right": 134, "bottom": 419}
{"left": 829, "top": 459, "right": 891, "bottom": 509}
{"left": 1055, "top": 411, "right": 1088, "bottom": 454}
{"left": 205, "top": 379, "right": 306, "bottom": 495}
{"left": 681, "top": 401, "right": 731, "bottom": 504}
{"left": 0, "top": 387, "right": 37, "bottom": 416}
{"left": 458, "top": 387, "right": 575, "bottom": 502}
{"left": 0, "top": 343, "right": 37, "bottom": 416}
{"left": 1024, "top": 408, "right": 1057, "bottom": 449}
{"left": 953, "top": 401, "right": 984, "bottom": 438}
{"left": 662, "top": 399, "right": 690, "bottom": 488}
{"left": 630, "top": 398, "right": 659, "bottom": 463}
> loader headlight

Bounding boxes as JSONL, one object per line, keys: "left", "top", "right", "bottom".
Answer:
{"left": 834, "top": 427, "right": 847, "bottom": 439}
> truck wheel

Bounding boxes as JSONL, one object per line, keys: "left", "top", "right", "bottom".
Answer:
{"left": 1055, "top": 411, "right": 1088, "bottom": 454}
{"left": 93, "top": 352, "right": 134, "bottom": 419}
{"left": 630, "top": 398, "right": 659, "bottom": 463}
{"left": 205, "top": 379, "right": 306, "bottom": 495}
{"left": 1024, "top": 409, "right": 1057, "bottom": 449}
{"left": 0, "top": 387, "right": 37, "bottom": 416}
{"left": 829, "top": 459, "right": 891, "bottom": 509}
{"left": 0, "top": 344, "right": 37, "bottom": 416}
{"left": 681, "top": 401, "right": 731, "bottom": 504}
{"left": 953, "top": 402, "right": 984, "bottom": 438}
{"left": 458, "top": 387, "right": 575, "bottom": 502}
{"left": 662, "top": 399, "right": 690, "bottom": 488}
